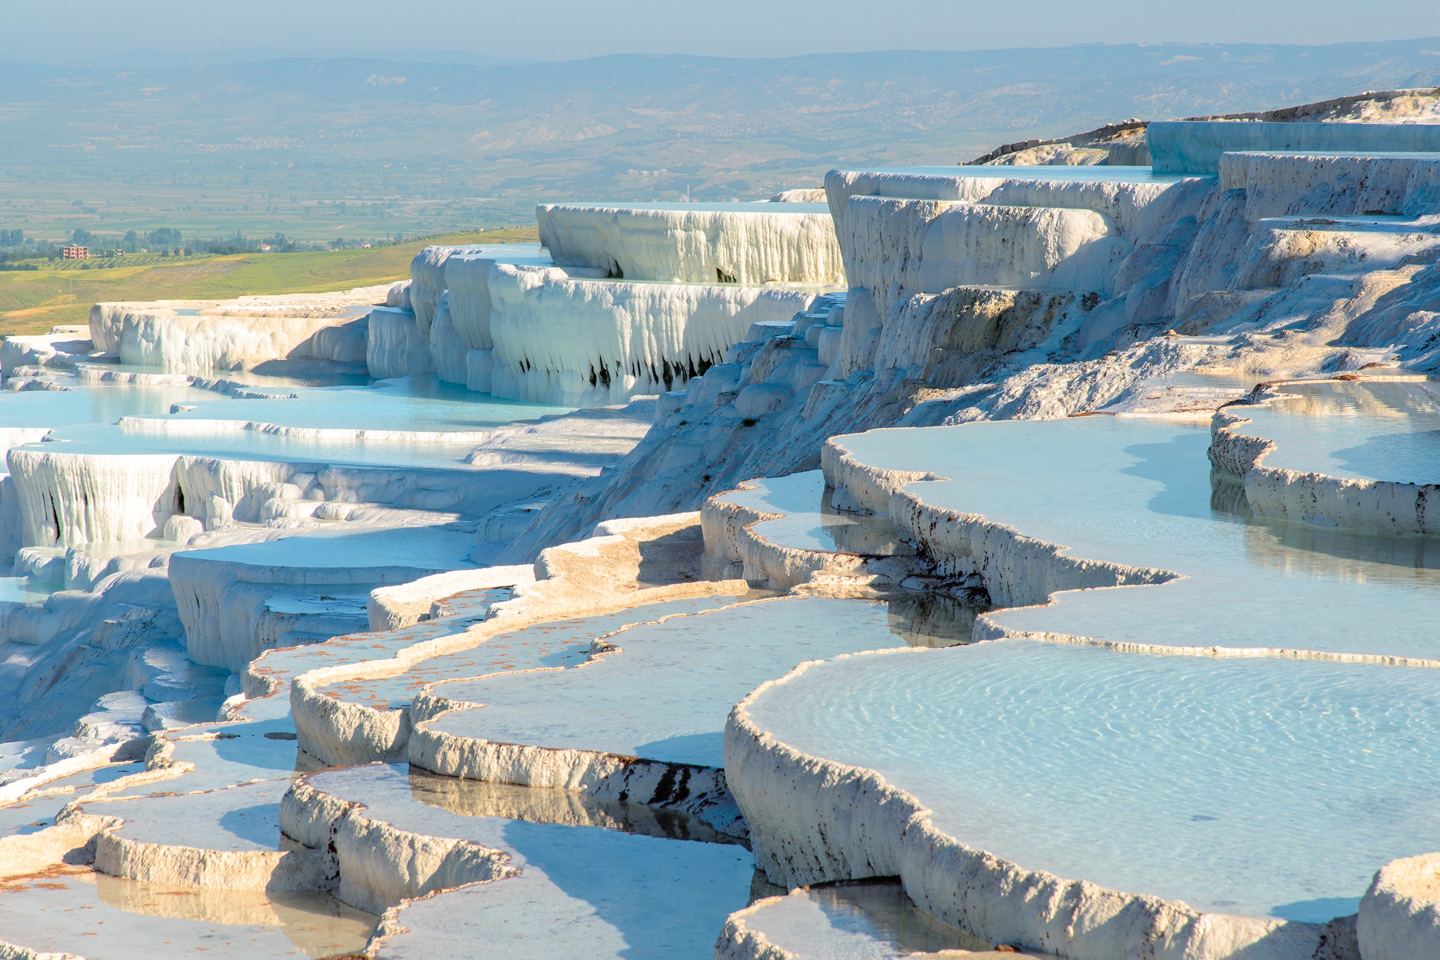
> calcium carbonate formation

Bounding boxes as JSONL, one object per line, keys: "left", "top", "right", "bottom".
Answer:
{"left": 0, "top": 88, "right": 1438, "bottom": 960}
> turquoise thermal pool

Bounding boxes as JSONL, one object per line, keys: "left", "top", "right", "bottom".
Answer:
{"left": 426, "top": 596, "right": 934, "bottom": 769}
{"left": 447, "top": 241, "right": 550, "bottom": 263}
{"left": 839, "top": 417, "right": 1440, "bottom": 658}
{"left": 76, "top": 362, "right": 374, "bottom": 389}
{"left": 0, "top": 576, "right": 56, "bottom": 604}
{"left": 744, "top": 639, "right": 1440, "bottom": 922}
{"left": 1225, "top": 378, "right": 1440, "bottom": 484}
{"left": 19, "top": 377, "right": 573, "bottom": 471}
{"left": 173, "top": 526, "right": 477, "bottom": 575}
{"left": 163, "top": 376, "right": 570, "bottom": 435}
{"left": 23, "top": 421, "right": 480, "bottom": 471}
{"left": 0, "top": 382, "right": 222, "bottom": 429}
{"left": 719, "top": 472, "right": 914, "bottom": 557}
{"left": 337, "top": 595, "right": 744, "bottom": 711}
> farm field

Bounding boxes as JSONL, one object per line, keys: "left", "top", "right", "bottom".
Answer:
{"left": 0, "top": 227, "right": 537, "bottom": 335}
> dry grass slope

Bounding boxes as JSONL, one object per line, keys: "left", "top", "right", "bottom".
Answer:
{"left": 0, "top": 227, "right": 537, "bottom": 336}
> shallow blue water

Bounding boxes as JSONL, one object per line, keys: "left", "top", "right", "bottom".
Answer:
{"left": 845, "top": 417, "right": 1440, "bottom": 659}
{"left": 355, "top": 595, "right": 744, "bottom": 711}
{"left": 309, "top": 763, "right": 755, "bottom": 960}
{"left": 0, "top": 382, "right": 218, "bottom": 428}
{"left": 3, "top": 376, "right": 572, "bottom": 471}
{"left": 1229, "top": 379, "right": 1440, "bottom": 484}
{"left": 176, "top": 526, "right": 477, "bottom": 572}
{"left": 747, "top": 639, "right": 1440, "bottom": 921}
{"left": 430, "top": 597, "right": 906, "bottom": 768}
{"left": 22, "top": 421, "right": 483, "bottom": 470}
{"left": 11, "top": 373, "right": 574, "bottom": 470}
{"left": 754, "top": 412, "right": 1440, "bottom": 922}
{"left": 164, "top": 376, "right": 569, "bottom": 434}
{"left": 719, "top": 472, "right": 911, "bottom": 556}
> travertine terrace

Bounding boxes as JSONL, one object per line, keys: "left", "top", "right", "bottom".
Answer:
{"left": 0, "top": 88, "right": 1438, "bottom": 960}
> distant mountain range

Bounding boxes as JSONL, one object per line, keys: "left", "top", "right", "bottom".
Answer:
{"left": 1, "top": 40, "right": 1437, "bottom": 233}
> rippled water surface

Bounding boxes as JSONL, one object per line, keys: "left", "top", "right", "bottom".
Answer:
{"left": 764, "top": 410, "right": 1440, "bottom": 922}
{"left": 748, "top": 639, "right": 1440, "bottom": 922}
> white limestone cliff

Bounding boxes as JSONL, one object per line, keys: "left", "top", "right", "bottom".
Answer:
{"left": 537, "top": 202, "right": 844, "bottom": 285}
{"left": 366, "top": 306, "right": 434, "bottom": 380}
{"left": 486, "top": 263, "right": 827, "bottom": 404}
{"left": 89, "top": 288, "right": 384, "bottom": 374}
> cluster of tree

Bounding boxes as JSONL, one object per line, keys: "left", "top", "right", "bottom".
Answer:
{"left": 0, "top": 226, "right": 188, "bottom": 265}
{"left": 192, "top": 231, "right": 298, "bottom": 254}
{"left": 0, "top": 230, "right": 63, "bottom": 266}
{"left": 100, "top": 228, "right": 184, "bottom": 254}
{"left": 139, "top": 227, "right": 182, "bottom": 250}
{"left": 0, "top": 225, "right": 412, "bottom": 267}
{"left": 54, "top": 227, "right": 187, "bottom": 254}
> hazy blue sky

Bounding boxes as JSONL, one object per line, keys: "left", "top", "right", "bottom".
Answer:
{"left": 7, "top": 0, "right": 1439, "bottom": 62}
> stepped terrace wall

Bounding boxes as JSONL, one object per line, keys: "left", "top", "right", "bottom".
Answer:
{"left": 536, "top": 202, "right": 844, "bottom": 286}
{"left": 485, "top": 264, "right": 826, "bottom": 406}
{"left": 90, "top": 290, "right": 383, "bottom": 374}
{"left": 1149, "top": 120, "right": 1440, "bottom": 174}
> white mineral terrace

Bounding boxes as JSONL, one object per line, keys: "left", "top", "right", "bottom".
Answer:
{"left": 1149, "top": 121, "right": 1440, "bottom": 175}
{"left": 169, "top": 525, "right": 481, "bottom": 671}
{"left": 536, "top": 201, "right": 845, "bottom": 285}
{"left": 721, "top": 380, "right": 1440, "bottom": 960}
{"left": 1217, "top": 152, "right": 1440, "bottom": 222}
{"left": 2, "top": 107, "right": 1440, "bottom": 960}
{"left": 412, "top": 596, "right": 933, "bottom": 771}
{"left": 823, "top": 165, "right": 1192, "bottom": 237}
{"left": 88, "top": 288, "right": 384, "bottom": 374}
{"left": 300, "top": 594, "right": 748, "bottom": 765}
{"left": 285, "top": 763, "right": 756, "bottom": 956}
{"left": 400, "top": 227, "right": 842, "bottom": 405}
{"left": 488, "top": 267, "right": 830, "bottom": 406}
